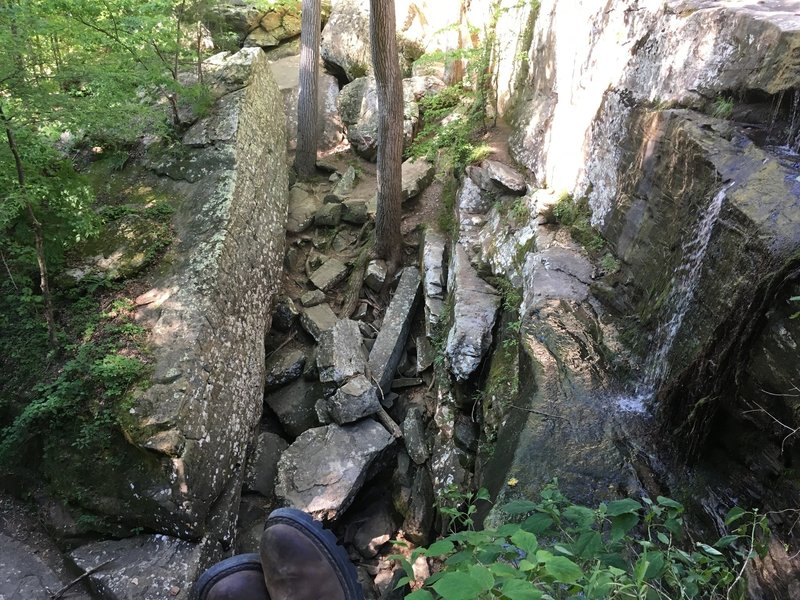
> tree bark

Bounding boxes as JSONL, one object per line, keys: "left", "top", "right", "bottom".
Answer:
{"left": 370, "top": 0, "right": 403, "bottom": 269}
{"left": 1, "top": 105, "right": 57, "bottom": 346}
{"left": 294, "top": 0, "right": 321, "bottom": 178}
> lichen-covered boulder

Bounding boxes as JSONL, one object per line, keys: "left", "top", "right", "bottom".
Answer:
{"left": 63, "top": 48, "right": 289, "bottom": 540}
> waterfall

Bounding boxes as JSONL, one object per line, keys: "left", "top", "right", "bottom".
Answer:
{"left": 617, "top": 183, "right": 733, "bottom": 413}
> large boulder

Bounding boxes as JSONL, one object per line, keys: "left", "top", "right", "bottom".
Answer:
{"left": 69, "top": 48, "right": 290, "bottom": 540}
{"left": 276, "top": 420, "right": 395, "bottom": 520}
{"left": 270, "top": 54, "right": 344, "bottom": 152}
{"left": 337, "top": 76, "right": 443, "bottom": 161}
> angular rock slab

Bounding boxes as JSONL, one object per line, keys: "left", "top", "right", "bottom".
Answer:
{"left": 276, "top": 420, "right": 394, "bottom": 520}
{"left": 310, "top": 258, "right": 349, "bottom": 292}
{"left": 300, "top": 303, "right": 338, "bottom": 342}
{"left": 483, "top": 159, "right": 526, "bottom": 195}
{"left": 70, "top": 535, "right": 201, "bottom": 600}
{"left": 286, "top": 186, "right": 320, "bottom": 233}
{"left": 264, "top": 349, "right": 305, "bottom": 390}
{"left": 421, "top": 230, "right": 446, "bottom": 336}
{"left": 244, "top": 431, "right": 289, "bottom": 497}
{"left": 445, "top": 244, "right": 501, "bottom": 381}
{"left": 316, "top": 374, "right": 381, "bottom": 425}
{"left": 368, "top": 267, "right": 422, "bottom": 391}
{"left": 401, "top": 158, "right": 435, "bottom": 201}
{"left": 317, "top": 319, "right": 367, "bottom": 384}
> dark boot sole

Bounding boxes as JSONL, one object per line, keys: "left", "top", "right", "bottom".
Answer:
{"left": 265, "top": 508, "right": 364, "bottom": 600}
{"left": 190, "top": 553, "right": 265, "bottom": 600}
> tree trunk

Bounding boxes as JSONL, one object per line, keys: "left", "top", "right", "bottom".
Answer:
{"left": 370, "top": 0, "right": 403, "bottom": 269}
{"left": 294, "top": 0, "right": 321, "bottom": 178}
{"left": 1, "top": 106, "right": 57, "bottom": 346}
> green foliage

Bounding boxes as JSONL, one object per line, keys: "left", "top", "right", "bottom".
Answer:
{"left": 711, "top": 96, "right": 734, "bottom": 120}
{"left": 509, "top": 198, "right": 531, "bottom": 227}
{"left": 0, "top": 293, "right": 150, "bottom": 474}
{"left": 437, "top": 175, "right": 459, "bottom": 237}
{"left": 552, "top": 194, "right": 605, "bottom": 254}
{"left": 601, "top": 252, "right": 621, "bottom": 274}
{"left": 400, "top": 484, "right": 767, "bottom": 599}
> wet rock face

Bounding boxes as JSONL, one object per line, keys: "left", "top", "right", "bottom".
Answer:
{"left": 276, "top": 420, "right": 394, "bottom": 520}
{"left": 107, "top": 48, "right": 289, "bottom": 538}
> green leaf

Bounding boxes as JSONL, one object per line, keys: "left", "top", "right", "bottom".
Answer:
{"left": 573, "top": 531, "right": 603, "bottom": 559}
{"left": 642, "top": 551, "right": 665, "bottom": 580}
{"left": 467, "top": 565, "right": 494, "bottom": 592}
{"left": 725, "top": 507, "right": 747, "bottom": 526}
{"left": 431, "top": 572, "right": 486, "bottom": 600}
{"left": 563, "top": 505, "right": 595, "bottom": 528}
{"left": 714, "top": 534, "right": 739, "bottom": 548}
{"left": 656, "top": 496, "right": 683, "bottom": 509}
{"left": 426, "top": 540, "right": 455, "bottom": 556}
{"left": 553, "top": 545, "right": 574, "bottom": 556}
{"left": 497, "top": 523, "right": 522, "bottom": 537}
{"left": 510, "top": 530, "right": 539, "bottom": 555}
{"left": 634, "top": 555, "right": 649, "bottom": 583}
{"left": 610, "top": 512, "right": 639, "bottom": 542}
{"left": 656, "top": 532, "right": 671, "bottom": 545}
{"left": 502, "top": 500, "right": 539, "bottom": 515}
{"left": 697, "top": 543, "right": 724, "bottom": 557}
{"left": 543, "top": 556, "right": 583, "bottom": 584}
{"left": 489, "top": 562, "right": 520, "bottom": 578}
{"left": 605, "top": 498, "right": 643, "bottom": 516}
{"left": 518, "top": 559, "right": 537, "bottom": 572}
{"left": 445, "top": 550, "right": 474, "bottom": 566}
{"left": 406, "top": 590, "right": 435, "bottom": 600}
{"left": 521, "top": 513, "right": 554, "bottom": 534}
{"left": 502, "top": 579, "right": 544, "bottom": 600}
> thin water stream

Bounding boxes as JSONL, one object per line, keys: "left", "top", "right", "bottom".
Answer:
{"left": 616, "top": 183, "right": 733, "bottom": 413}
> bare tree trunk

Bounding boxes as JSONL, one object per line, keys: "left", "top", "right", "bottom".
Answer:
{"left": 1, "top": 105, "right": 57, "bottom": 346}
{"left": 294, "top": 0, "right": 321, "bottom": 178}
{"left": 370, "top": 0, "right": 403, "bottom": 269}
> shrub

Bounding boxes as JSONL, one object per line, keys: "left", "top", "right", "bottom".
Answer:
{"left": 394, "top": 484, "right": 766, "bottom": 600}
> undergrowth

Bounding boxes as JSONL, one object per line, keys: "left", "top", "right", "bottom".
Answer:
{"left": 394, "top": 483, "right": 771, "bottom": 600}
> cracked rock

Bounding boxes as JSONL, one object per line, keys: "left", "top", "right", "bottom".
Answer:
{"left": 316, "top": 319, "right": 367, "bottom": 385}
{"left": 316, "top": 374, "right": 381, "bottom": 425}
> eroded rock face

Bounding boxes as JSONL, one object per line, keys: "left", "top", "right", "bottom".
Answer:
{"left": 276, "top": 420, "right": 395, "bottom": 520}
{"left": 86, "top": 48, "right": 289, "bottom": 539}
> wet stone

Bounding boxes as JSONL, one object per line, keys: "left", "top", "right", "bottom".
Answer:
{"left": 310, "top": 257, "right": 349, "bottom": 292}
{"left": 264, "top": 349, "right": 306, "bottom": 390}
{"left": 316, "top": 319, "right": 367, "bottom": 385}
{"left": 300, "top": 303, "right": 338, "bottom": 341}
{"left": 368, "top": 267, "right": 422, "bottom": 391}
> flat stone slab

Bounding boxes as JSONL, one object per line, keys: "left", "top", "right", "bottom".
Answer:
{"left": 401, "top": 158, "right": 435, "bottom": 201}
{"left": 368, "top": 267, "right": 422, "bottom": 391}
{"left": 317, "top": 319, "right": 367, "bottom": 385}
{"left": 300, "top": 303, "right": 338, "bottom": 341}
{"left": 276, "top": 420, "right": 394, "bottom": 520}
{"left": 446, "top": 244, "right": 501, "bottom": 381}
{"left": 310, "top": 258, "right": 349, "bottom": 292}
{"left": 70, "top": 535, "right": 202, "bottom": 600}
{"left": 483, "top": 159, "right": 526, "bottom": 195}
{"left": 300, "top": 289, "right": 326, "bottom": 307}
{"left": 421, "top": 230, "right": 446, "bottom": 336}
{"left": 342, "top": 199, "right": 369, "bottom": 224}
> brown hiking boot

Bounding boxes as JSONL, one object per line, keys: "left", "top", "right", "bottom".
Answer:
{"left": 190, "top": 554, "right": 270, "bottom": 600}
{"left": 260, "top": 508, "right": 363, "bottom": 600}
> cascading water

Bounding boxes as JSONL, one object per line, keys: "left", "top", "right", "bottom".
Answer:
{"left": 616, "top": 183, "right": 734, "bottom": 413}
